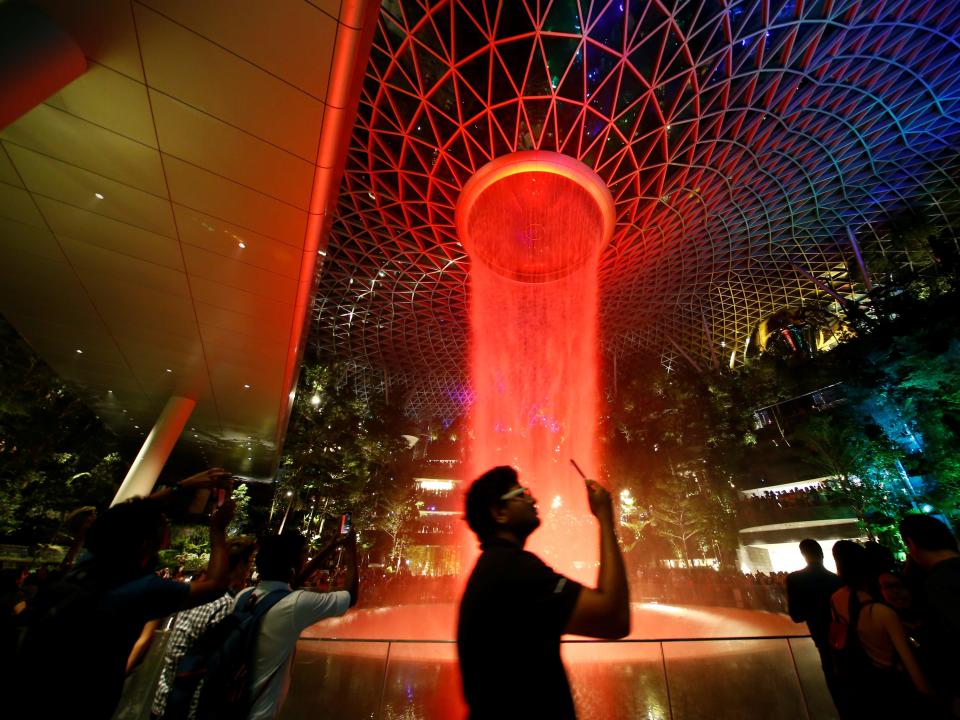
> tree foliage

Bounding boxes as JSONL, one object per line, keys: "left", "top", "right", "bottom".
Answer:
{"left": 0, "top": 319, "right": 125, "bottom": 543}
{"left": 792, "top": 412, "right": 911, "bottom": 541}
{"left": 274, "top": 360, "right": 417, "bottom": 556}
{"left": 602, "top": 362, "right": 740, "bottom": 567}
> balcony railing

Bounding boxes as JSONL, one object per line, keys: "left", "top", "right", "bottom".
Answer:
{"left": 737, "top": 501, "right": 855, "bottom": 531}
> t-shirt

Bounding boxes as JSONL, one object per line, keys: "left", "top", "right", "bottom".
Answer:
{"left": 236, "top": 581, "right": 351, "bottom": 720}
{"left": 457, "top": 538, "right": 583, "bottom": 719}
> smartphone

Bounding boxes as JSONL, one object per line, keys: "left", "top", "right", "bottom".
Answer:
{"left": 185, "top": 488, "right": 212, "bottom": 516}
{"left": 185, "top": 487, "right": 227, "bottom": 518}
{"left": 339, "top": 511, "right": 352, "bottom": 535}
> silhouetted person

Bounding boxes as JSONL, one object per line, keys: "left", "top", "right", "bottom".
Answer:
{"left": 457, "top": 466, "right": 630, "bottom": 719}
{"left": 9, "top": 469, "right": 235, "bottom": 720}
{"left": 900, "top": 514, "right": 960, "bottom": 716}
{"left": 786, "top": 539, "right": 843, "bottom": 710}
{"left": 830, "top": 540, "right": 932, "bottom": 719}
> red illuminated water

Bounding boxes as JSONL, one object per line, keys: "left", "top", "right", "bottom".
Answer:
{"left": 294, "top": 604, "right": 806, "bottom": 719}
{"left": 467, "top": 261, "right": 601, "bottom": 580}
{"left": 306, "top": 603, "right": 801, "bottom": 642}
{"left": 457, "top": 153, "right": 615, "bottom": 584}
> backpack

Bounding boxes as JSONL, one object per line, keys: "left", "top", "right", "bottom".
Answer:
{"left": 165, "top": 587, "right": 290, "bottom": 720}
{"left": 829, "top": 590, "right": 875, "bottom": 683}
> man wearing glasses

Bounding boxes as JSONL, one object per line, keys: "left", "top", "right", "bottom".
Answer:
{"left": 457, "top": 465, "right": 630, "bottom": 719}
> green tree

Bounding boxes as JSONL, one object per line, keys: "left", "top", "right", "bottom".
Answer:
{"left": 0, "top": 318, "right": 125, "bottom": 543}
{"left": 377, "top": 477, "right": 418, "bottom": 570}
{"left": 618, "top": 490, "right": 653, "bottom": 552}
{"left": 229, "top": 482, "right": 251, "bottom": 535}
{"left": 793, "top": 412, "right": 911, "bottom": 540}
{"left": 273, "top": 360, "right": 413, "bottom": 545}
{"left": 860, "top": 323, "right": 960, "bottom": 521}
{"left": 603, "top": 362, "right": 741, "bottom": 567}
{"left": 648, "top": 468, "right": 719, "bottom": 567}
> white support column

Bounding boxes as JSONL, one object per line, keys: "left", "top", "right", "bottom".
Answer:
{"left": 111, "top": 396, "right": 196, "bottom": 505}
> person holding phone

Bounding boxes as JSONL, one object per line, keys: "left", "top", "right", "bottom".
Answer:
{"left": 457, "top": 465, "right": 630, "bottom": 719}
{"left": 12, "top": 468, "right": 236, "bottom": 720}
{"left": 238, "top": 529, "right": 359, "bottom": 720}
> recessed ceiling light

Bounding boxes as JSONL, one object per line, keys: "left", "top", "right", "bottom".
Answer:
{"left": 94, "top": 192, "right": 104, "bottom": 200}
{"left": 75, "top": 349, "right": 83, "bottom": 354}
{"left": 165, "top": 368, "right": 172, "bottom": 373}
{"left": 238, "top": 241, "right": 246, "bottom": 249}
{"left": 134, "top": 425, "right": 140, "bottom": 429}
{"left": 243, "top": 384, "right": 251, "bottom": 389}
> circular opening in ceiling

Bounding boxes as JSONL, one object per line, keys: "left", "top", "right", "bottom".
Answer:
{"left": 455, "top": 151, "right": 615, "bottom": 283}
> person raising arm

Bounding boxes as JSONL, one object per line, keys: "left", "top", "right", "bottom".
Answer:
{"left": 564, "top": 479, "right": 630, "bottom": 638}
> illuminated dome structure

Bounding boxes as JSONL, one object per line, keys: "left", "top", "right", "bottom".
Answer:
{"left": 314, "top": 1, "right": 960, "bottom": 416}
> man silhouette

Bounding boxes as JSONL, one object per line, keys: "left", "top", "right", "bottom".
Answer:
{"left": 900, "top": 514, "right": 960, "bottom": 715}
{"left": 786, "top": 538, "right": 842, "bottom": 710}
{"left": 457, "top": 466, "right": 630, "bottom": 719}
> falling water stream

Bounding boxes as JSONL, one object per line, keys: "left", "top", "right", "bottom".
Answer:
{"left": 456, "top": 151, "right": 616, "bottom": 582}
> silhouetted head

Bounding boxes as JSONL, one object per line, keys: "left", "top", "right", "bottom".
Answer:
{"left": 465, "top": 466, "right": 539, "bottom": 544}
{"left": 798, "top": 538, "right": 823, "bottom": 565}
{"left": 256, "top": 532, "right": 307, "bottom": 583}
{"left": 900, "top": 513, "right": 958, "bottom": 552}
{"left": 832, "top": 540, "right": 867, "bottom": 589}
{"left": 226, "top": 538, "right": 258, "bottom": 590}
{"left": 863, "top": 541, "right": 895, "bottom": 575}
{"left": 899, "top": 514, "right": 959, "bottom": 569}
{"left": 85, "top": 498, "right": 168, "bottom": 583}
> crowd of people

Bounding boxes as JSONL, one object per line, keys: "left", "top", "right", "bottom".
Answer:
{"left": 632, "top": 566, "right": 789, "bottom": 613}
{"left": 741, "top": 485, "right": 836, "bottom": 509}
{"left": 786, "top": 518, "right": 960, "bottom": 719}
{"left": 0, "top": 469, "right": 359, "bottom": 720}
{"left": 2, "top": 463, "right": 959, "bottom": 719}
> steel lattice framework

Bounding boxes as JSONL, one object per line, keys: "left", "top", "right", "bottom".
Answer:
{"left": 313, "top": 0, "right": 960, "bottom": 417}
